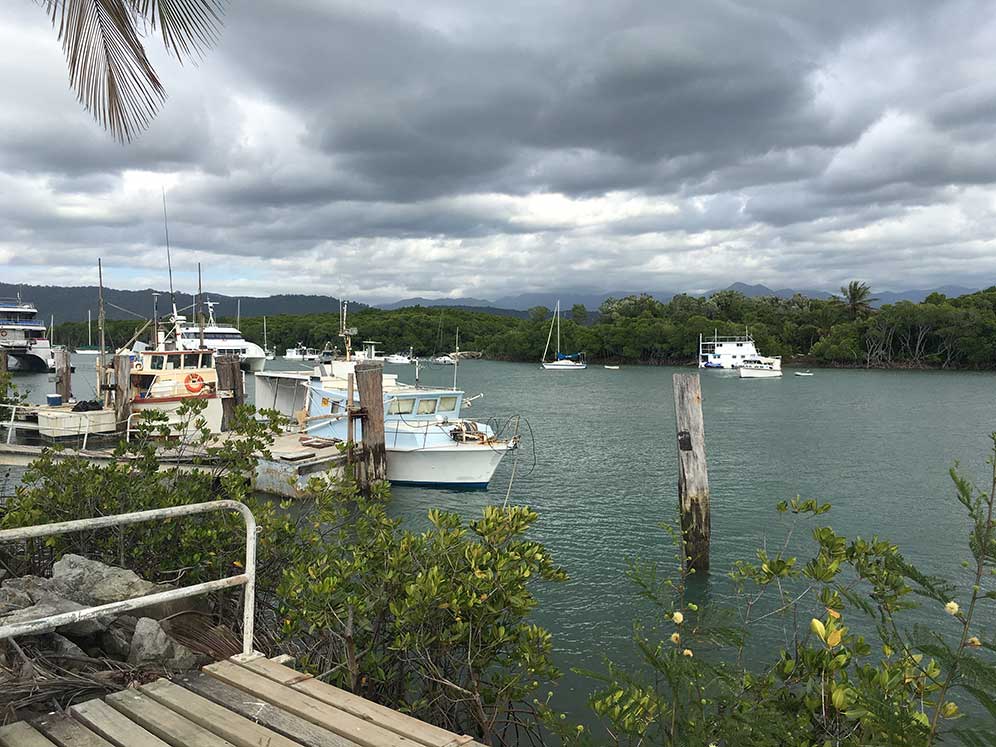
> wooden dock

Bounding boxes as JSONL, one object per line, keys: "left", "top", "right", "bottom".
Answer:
{"left": 0, "top": 653, "right": 480, "bottom": 747}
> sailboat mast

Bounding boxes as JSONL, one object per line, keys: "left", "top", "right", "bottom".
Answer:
{"left": 263, "top": 316, "right": 268, "bottom": 349}
{"left": 237, "top": 298, "right": 241, "bottom": 328}
{"left": 556, "top": 300, "right": 561, "bottom": 357}
{"left": 453, "top": 327, "right": 459, "bottom": 391}
{"left": 87, "top": 309, "right": 92, "bottom": 347}
{"left": 197, "top": 263, "right": 205, "bottom": 350}
{"left": 541, "top": 303, "right": 555, "bottom": 364}
{"left": 97, "top": 258, "right": 108, "bottom": 404}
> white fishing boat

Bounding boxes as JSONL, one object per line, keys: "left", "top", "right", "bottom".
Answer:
{"left": 604, "top": 365, "right": 620, "bottom": 370}
{"left": 432, "top": 354, "right": 456, "bottom": 365}
{"left": 541, "top": 300, "right": 586, "bottom": 370}
{"left": 170, "top": 301, "right": 267, "bottom": 372}
{"left": 794, "top": 371, "right": 814, "bottom": 377}
{"left": 0, "top": 295, "right": 63, "bottom": 372}
{"left": 738, "top": 356, "right": 783, "bottom": 378}
{"left": 255, "top": 325, "right": 516, "bottom": 487}
{"left": 386, "top": 347, "right": 414, "bottom": 364}
{"left": 284, "top": 343, "right": 319, "bottom": 362}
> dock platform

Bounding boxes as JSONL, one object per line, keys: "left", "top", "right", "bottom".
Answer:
{"left": 0, "top": 653, "right": 480, "bottom": 747}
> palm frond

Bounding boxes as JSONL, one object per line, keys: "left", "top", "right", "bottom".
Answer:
{"left": 131, "top": 0, "right": 225, "bottom": 61}
{"left": 43, "top": 0, "right": 225, "bottom": 142}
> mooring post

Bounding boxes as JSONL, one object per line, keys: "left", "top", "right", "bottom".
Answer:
{"left": 113, "top": 353, "right": 132, "bottom": 432}
{"left": 346, "top": 373, "right": 356, "bottom": 463}
{"left": 216, "top": 355, "right": 241, "bottom": 431}
{"left": 354, "top": 362, "right": 387, "bottom": 488}
{"left": 54, "top": 349, "right": 72, "bottom": 402}
{"left": 672, "top": 373, "right": 710, "bottom": 573}
{"left": 0, "top": 349, "right": 7, "bottom": 373}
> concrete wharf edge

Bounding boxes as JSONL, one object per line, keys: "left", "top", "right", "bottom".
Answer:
{"left": 0, "top": 653, "right": 483, "bottom": 747}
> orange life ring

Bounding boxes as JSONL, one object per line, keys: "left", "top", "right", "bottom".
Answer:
{"left": 184, "top": 373, "right": 205, "bottom": 393}
{"left": 0, "top": 330, "right": 7, "bottom": 337}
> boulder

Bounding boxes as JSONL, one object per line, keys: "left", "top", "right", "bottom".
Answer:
{"left": 0, "top": 597, "right": 108, "bottom": 637}
{"left": 52, "top": 554, "right": 162, "bottom": 607}
{"left": 0, "top": 586, "right": 33, "bottom": 615}
{"left": 49, "top": 633, "right": 86, "bottom": 659}
{"left": 128, "top": 617, "right": 199, "bottom": 670}
{"left": 100, "top": 617, "right": 138, "bottom": 659}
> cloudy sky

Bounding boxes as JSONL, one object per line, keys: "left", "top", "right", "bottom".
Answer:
{"left": 2, "top": 0, "right": 995, "bottom": 302}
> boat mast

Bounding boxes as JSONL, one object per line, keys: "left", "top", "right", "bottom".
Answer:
{"left": 263, "top": 316, "right": 268, "bottom": 350}
{"left": 236, "top": 298, "right": 241, "bottom": 328}
{"left": 87, "top": 309, "right": 92, "bottom": 347}
{"left": 541, "top": 302, "right": 556, "bottom": 363}
{"left": 556, "top": 299, "right": 561, "bottom": 358}
{"left": 453, "top": 327, "right": 459, "bottom": 391}
{"left": 97, "top": 258, "right": 108, "bottom": 404}
{"left": 197, "top": 263, "right": 205, "bottom": 350}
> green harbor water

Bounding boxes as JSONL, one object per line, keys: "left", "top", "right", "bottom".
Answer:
{"left": 5, "top": 357, "right": 996, "bottom": 722}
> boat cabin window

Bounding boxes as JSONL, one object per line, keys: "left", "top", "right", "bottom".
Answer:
{"left": 150, "top": 355, "right": 164, "bottom": 371}
{"left": 387, "top": 397, "right": 416, "bottom": 415}
{"left": 438, "top": 396, "right": 458, "bottom": 412}
{"left": 183, "top": 353, "right": 200, "bottom": 369}
{"left": 416, "top": 398, "right": 437, "bottom": 415}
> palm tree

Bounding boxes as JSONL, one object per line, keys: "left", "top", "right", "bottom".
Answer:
{"left": 41, "top": 1, "right": 225, "bottom": 142}
{"left": 839, "top": 281, "right": 877, "bottom": 320}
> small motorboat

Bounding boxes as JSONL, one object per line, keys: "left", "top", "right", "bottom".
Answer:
{"left": 604, "top": 365, "right": 620, "bottom": 370}
{"left": 794, "top": 371, "right": 814, "bottom": 377}
{"left": 739, "top": 356, "right": 783, "bottom": 379}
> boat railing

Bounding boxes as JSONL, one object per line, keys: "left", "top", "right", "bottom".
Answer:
{"left": 0, "top": 501, "right": 257, "bottom": 656}
{"left": 0, "top": 318, "right": 46, "bottom": 327}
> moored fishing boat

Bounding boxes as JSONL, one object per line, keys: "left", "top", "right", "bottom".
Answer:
{"left": 738, "top": 356, "right": 783, "bottom": 378}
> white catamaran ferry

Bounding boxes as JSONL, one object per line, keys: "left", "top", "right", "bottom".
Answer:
{"left": 0, "top": 296, "right": 60, "bottom": 372}
{"left": 698, "top": 330, "right": 764, "bottom": 369}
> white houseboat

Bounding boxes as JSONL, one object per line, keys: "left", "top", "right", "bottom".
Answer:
{"left": 699, "top": 331, "right": 764, "bottom": 369}
{"left": 0, "top": 296, "right": 61, "bottom": 372}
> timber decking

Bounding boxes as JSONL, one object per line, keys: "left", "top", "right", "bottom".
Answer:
{"left": 2, "top": 655, "right": 481, "bottom": 747}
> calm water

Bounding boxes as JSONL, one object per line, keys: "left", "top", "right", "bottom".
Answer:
{"left": 6, "top": 357, "right": 995, "bottom": 721}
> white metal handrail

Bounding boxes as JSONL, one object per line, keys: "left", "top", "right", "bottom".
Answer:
{"left": 0, "top": 500, "right": 257, "bottom": 656}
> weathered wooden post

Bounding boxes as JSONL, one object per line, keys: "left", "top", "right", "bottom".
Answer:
{"left": 354, "top": 362, "right": 387, "bottom": 489}
{"left": 672, "top": 373, "right": 710, "bottom": 573}
{"left": 0, "top": 349, "right": 7, "bottom": 373}
{"left": 54, "top": 349, "right": 72, "bottom": 403}
{"left": 215, "top": 355, "right": 242, "bottom": 431}
{"left": 113, "top": 353, "right": 132, "bottom": 433}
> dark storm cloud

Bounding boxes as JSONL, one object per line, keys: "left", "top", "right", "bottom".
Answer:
{"left": 3, "top": 0, "right": 996, "bottom": 300}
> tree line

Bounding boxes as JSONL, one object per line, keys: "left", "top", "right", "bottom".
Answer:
{"left": 52, "top": 283, "right": 996, "bottom": 368}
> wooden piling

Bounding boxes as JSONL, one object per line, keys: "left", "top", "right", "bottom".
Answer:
{"left": 215, "top": 355, "right": 242, "bottom": 431}
{"left": 113, "top": 353, "right": 132, "bottom": 432}
{"left": 346, "top": 373, "right": 356, "bottom": 462}
{"left": 0, "top": 350, "right": 7, "bottom": 373}
{"left": 672, "top": 373, "right": 710, "bottom": 573}
{"left": 354, "top": 362, "right": 387, "bottom": 489}
{"left": 54, "top": 349, "right": 72, "bottom": 402}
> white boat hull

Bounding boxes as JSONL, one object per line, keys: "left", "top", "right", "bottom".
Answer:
{"left": 542, "top": 361, "right": 587, "bottom": 370}
{"left": 387, "top": 442, "right": 510, "bottom": 488}
{"left": 132, "top": 396, "right": 225, "bottom": 433}
{"left": 739, "top": 368, "right": 782, "bottom": 378}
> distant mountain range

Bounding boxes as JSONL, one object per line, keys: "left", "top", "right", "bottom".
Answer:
{"left": 1, "top": 281, "right": 980, "bottom": 323}
{"left": 0, "top": 283, "right": 353, "bottom": 323}
{"left": 379, "top": 283, "right": 980, "bottom": 312}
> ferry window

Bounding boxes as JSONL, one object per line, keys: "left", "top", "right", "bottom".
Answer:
{"left": 388, "top": 398, "right": 415, "bottom": 415}
{"left": 183, "top": 353, "right": 200, "bottom": 368}
{"left": 737, "top": 343, "right": 743, "bottom": 347}
{"left": 150, "top": 355, "right": 164, "bottom": 371}
{"left": 202, "top": 354, "right": 212, "bottom": 367}
{"left": 416, "top": 399, "right": 437, "bottom": 415}
{"left": 438, "top": 396, "right": 458, "bottom": 412}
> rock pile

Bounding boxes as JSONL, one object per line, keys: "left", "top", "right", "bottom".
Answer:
{"left": 0, "top": 554, "right": 202, "bottom": 670}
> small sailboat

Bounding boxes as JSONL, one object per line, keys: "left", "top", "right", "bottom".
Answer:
{"left": 75, "top": 309, "right": 103, "bottom": 355}
{"left": 263, "top": 317, "right": 275, "bottom": 361}
{"left": 541, "top": 300, "right": 586, "bottom": 370}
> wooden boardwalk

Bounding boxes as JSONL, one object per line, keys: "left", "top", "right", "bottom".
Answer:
{"left": 0, "top": 654, "right": 480, "bottom": 747}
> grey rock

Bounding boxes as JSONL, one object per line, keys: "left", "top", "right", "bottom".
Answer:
{"left": 0, "top": 586, "right": 33, "bottom": 615}
{"left": 128, "top": 617, "right": 198, "bottom": 670}
{"left": 52, "top": 554, "right": 162, "bottom": 607}
{"left": 49, "top": 633, "right": 86, "bottom": 659}
{"left": 100, "top": 617, "right": 137, "bottom": 658}
{"left": 0, "top": 597, "right": 108, "bottom": 637}
{"left": 2, "top": 575, "right": 73, "bottom": 604}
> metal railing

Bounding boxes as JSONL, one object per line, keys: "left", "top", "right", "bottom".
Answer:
{"left": 0, "top": 501, "right": 258, "bottom": 656}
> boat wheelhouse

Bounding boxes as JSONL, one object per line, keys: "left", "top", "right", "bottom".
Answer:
{"left": 170, "top": 301, "right": 266, "bottom": 372}
{"left": 698, "top": 331, "right": 761, "bottom": 369}
{"left": 284, "top": 344, "right": 319, "bottom": 361}
{"left": 0, "top": 296, "right": 57, "bottom": 372}
{"left": 129, "top": 349, "right": 231, "bottom": 433}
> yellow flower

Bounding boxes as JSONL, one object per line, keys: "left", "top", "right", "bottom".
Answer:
{"left": 945, "top": 601, "right": 960, "bottom": 616}
{"left": 672, "top": 611, "right": 684, "bottom": 625}
{"left": 682, "top": 648, "right": 693, "bottom": 657}
{"left": 967, "top": 636, "right": 982, "bottom": 648}
{"left": 670, "top": 632, "right": 681, "bottom": 644}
